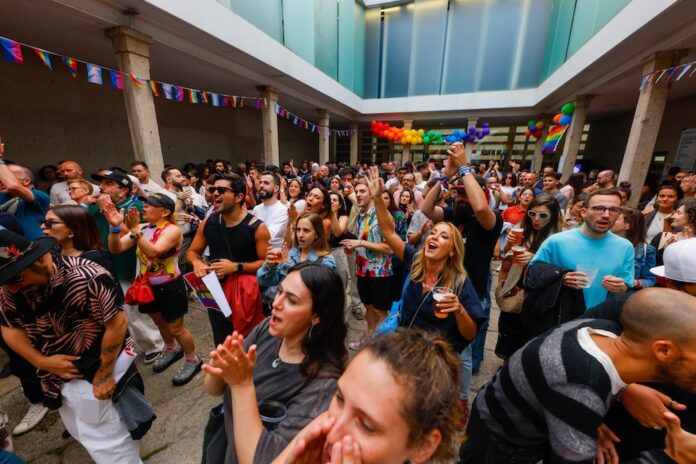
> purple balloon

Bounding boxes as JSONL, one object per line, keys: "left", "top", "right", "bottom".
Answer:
{"left": 483, "top": 127, "right": 490, "bottom": 135}
{"left": 468, "top": 126, "right": 476, "bottom": 134}
{"left": 468, "top": 134, "right": 476, "bottom": 142}
{"left": 482, "top": 121, "right": 490, "bottom": 128}
{"left": 476, "top": 130, "right": 484, "bottom": 139}
{"left": 529, "top": 125, "right": 538, "bottom": 133}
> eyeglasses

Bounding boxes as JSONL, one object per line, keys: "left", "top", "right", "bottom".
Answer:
{"left": 40, "top": 219, "right": 65, "bottom": 229}
{"left": 527, "top": 210, "right": 551, "bottom": 220}
{"left": 589, "top": 206, "right": 622, "bottom": 215}
{"left": 67, "top": 187, "right": 85, "bottom": 192}
{"left": 207, "top": 186, "right": 236, "bottom": 195}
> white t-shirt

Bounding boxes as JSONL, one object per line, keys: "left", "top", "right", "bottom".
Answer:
{"left": 139, "top": 180, "right": 163, "bottom": 195}
{"left": 252, "top": 200, "right": 289, "bottom": 240}
{"left": 577, "top": 327, "right": 627, "bottom": 395}
{"left": 500, "top": 185, "right": 516, "bottom": 211}
{"left": 50, "top": 180, "right": 100, "bottom": 206}
{"left": 645, "top": 210, "right": 669, "bottom": 244}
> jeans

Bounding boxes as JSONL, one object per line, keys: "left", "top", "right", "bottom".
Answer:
{"left": 459, "top": 345, "right": 473, "bottom": 400}
{"left": 471, "top": 272, "right": 492, "bottom": 373}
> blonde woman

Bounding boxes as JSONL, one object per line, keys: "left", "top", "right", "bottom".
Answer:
{"left": 368, "top": 171, "right": 485, "bottom": 416}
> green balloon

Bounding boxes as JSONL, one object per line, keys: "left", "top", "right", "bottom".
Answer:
{"left": 427, "top": 129, "right": 435, "bottom": 136}
{"left": 528, "top": 119, "right": 536, "bottom": 127}
{"left": 422, "top": 136, "right": 430, "bottom": 144}
{"left": 561, "top": 102, "right": 575, "bottom": 115}
{"left": 434, "top": 131, "right": 442, "bottom": 138}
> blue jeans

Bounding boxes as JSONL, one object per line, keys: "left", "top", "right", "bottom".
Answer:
{"left": 471, "top": 272, "right": 492, "bottom": 373}
{"left": 459, "top": 345, "right": 473, "bottom": 399}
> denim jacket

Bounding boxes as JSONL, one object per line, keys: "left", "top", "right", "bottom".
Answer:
{"left": 634, "top": 243, "right": 656, "bottom": 289}
{"left": 257, "top": 248, "right": 336, "bottom": 302}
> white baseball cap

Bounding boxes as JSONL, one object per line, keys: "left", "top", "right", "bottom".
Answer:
{"left": 650, "top": 238, "right": 696, "bottom": 283}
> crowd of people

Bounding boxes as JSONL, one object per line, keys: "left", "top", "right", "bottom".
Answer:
{"left": 0, "top": 136, "right": 696, "bottom": 464}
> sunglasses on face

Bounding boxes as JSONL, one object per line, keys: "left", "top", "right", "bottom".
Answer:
{"left": 207, "top": 186, "right": 236, "bottom": 195}
{"left": 40, "top": 219, "right": 65, "bottom": 229}
{"left": 527, "top": 210, "right": 551, "bottom": 220}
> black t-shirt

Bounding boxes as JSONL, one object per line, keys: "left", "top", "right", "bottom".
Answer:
{"left": 443, "top": 206, "right": 503, "bottom": 298}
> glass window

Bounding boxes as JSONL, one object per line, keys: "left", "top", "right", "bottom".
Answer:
{"left": 223, "top": 0, "right": 283, "bottom": 42}
{"left": 338, "top": 0, "right": 357, "bottom": 90}
{"left": 314, "top": 0, "right": 339, "bottom": 79}
{"left": 353, "top": 2, "right": 366, "bottom": 96}
{"left": 541, "top": 0, "right": 575, "bottom": 79}
{"left": 441, "top": 0, "right": 486, "bottom": 93}
{"left": 283, "top": 0, "right": 315, "bottom": 64}
{"left": 479, "top": 0, "right": 523, "bottom": 91}
{"left": 382, "top": 5, "right": 414, "bottom": 97}
{"left": 363, "top": 8, "right": 382, "bottom": 98}
{"left": 514, "top": 0, "right": 554, "bottom": 88}
{"left": 409, "top": 0, "right": 448, "bottom": 95}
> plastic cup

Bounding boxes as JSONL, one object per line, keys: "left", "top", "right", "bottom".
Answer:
{"left": 511, "top": 227, "right": 524, "bottom": 246}
{"left": 576, "top": 264, "right": 599, "bottom": 288}
{"left": 511, "top": 246, "right": 526, "bottom": 264}
{"left": 258, "top": 400, "right": 288, "bottom": 431}
{"left": 432, "top": 287, "right": 454, "bottom": 319}
{"left": 269, "top": 237, "right": 284, "bottom": 251}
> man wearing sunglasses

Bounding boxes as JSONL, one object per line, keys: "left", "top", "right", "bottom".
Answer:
{"left": 530, "top": 188, "right": 634, "bottom": 308}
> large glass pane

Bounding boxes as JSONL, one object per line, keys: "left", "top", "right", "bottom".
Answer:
{"left": 541, "top": 0, "right": 575, "bottom": 79}
{"left": 283, "top": 0, "right": 315, "bottom": 64}
{"left": 382, "top": 5, "right": 413, "bottom": 98}
{"left": 363, "top": 8, "right": 381, "bottom": 98}
{"left": 567, "top": 0, "right": 630, "bottom": 56}
{"left": 515, "top": 0, "right": 554, "bottom": 88}
{"left": 223, "top": 0, "right": 283, "bottom": 42}
{"left": 409, "top": 0, "right": 448, "bottom": 95}
{"left": 441, "top": 0, "right": 486, "bottom": 94}
{"left": 479, "top": 0, "right": 523, "bottom": 91}
{"left": 353, "top": 2, "right": 366, "bottom": 96}
{"left": 338, "top": 0, "right": 356, "bottom": 90}
{"left": 314, "top": 0, "right": 339, "bottom": 79}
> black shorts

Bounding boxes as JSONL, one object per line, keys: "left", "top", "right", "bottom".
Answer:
{"left": 139, "top": 276, "right": 188, "bottom": 323}
{"left": 357, "top": 276, "right": 393, "bottom": 312}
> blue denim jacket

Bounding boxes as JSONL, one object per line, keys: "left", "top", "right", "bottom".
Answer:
{"left": 634, "top": 243, "right": 656, "bottom": 288}
{"left": 257, "top": 248, "right": 336, "bottom": 302}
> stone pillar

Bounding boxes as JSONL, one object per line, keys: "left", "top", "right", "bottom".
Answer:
{"left": 560, "top": 96, "right": 592, "bottom": 182}
{"left": 401, "top": 120, "right": 413, "bottom": 164}
{"left": 503, "top": 126, "right": 516, "bottom": 167}
{"left": 466, "top": 117, "right": 479, "bottom": 158}
{"left": 257, "top": 86, "right": 280, "bottom": 167}
{"left": 105, "top": 26, "right": 164, "bottom": 177}
{"left": 317, "top": 109, "right": 330, "bottom": 165}
{"left": 532, "top": 123, "right": 550, "bottom": 173}
{"left": 619, "top": 51, "right": 686, "bottom": 207}
{"left": 349, "top": 123, "right": 359, "bottom": 166}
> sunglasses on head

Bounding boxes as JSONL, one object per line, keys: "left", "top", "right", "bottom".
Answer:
{"left": 207, "top": 186, "right": 236, "bottom": 195}
{"left": 527, "top": 210, "right": 550, "bottom": 220}
{"left": 40, "top": 219, "right": 65, "bottom": 229}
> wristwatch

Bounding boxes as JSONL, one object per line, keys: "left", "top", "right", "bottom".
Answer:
{"left": 236, "top": 263, "right": 244, "bottom": 273}
{"left": 129, "top": 231, "right": 144, "bottom": 241}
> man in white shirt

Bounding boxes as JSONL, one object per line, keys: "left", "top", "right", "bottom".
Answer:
{"left": 49, "top": 161, "right": 99, "bottom": 206}
{"left": 252, "top": 171, "right": 288, "bottom": 240}
{"left": 130, "top": 161, "right": 163, "bottom": 196}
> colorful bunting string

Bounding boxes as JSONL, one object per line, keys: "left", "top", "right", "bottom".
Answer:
{"left": 639, "top": 60, "right": 696, "bottom": 91}
{"left": 0, "top": 34, "right": 355, "bottom": 137}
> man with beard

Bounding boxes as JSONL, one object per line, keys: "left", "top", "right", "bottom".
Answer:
{"left": 252, "top": 171, "right": 288, "bottom": 240}
{"left": 530, "top": 188, "right": 634, "bottom": 308}
{"left": 89, "top": 171, "right": 164, "bottom": 364}
{"left": 0, "top": 229, "right": 151, "bottom": 462}
{"left": 421, "top": 142, "right": 502, "bottom": 382}
{"left": 461, "top": 288, "right": 696, "bottom": 463}
{"left": 187, "top": 173, "right": 270, "bottom": 346}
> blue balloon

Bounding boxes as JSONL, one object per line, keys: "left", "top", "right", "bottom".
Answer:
{"left": 529, "top": 125, "right": 538, "bottom": 133}
{"left": 452, "top": 129, "right": 460, "bottom": 137}
{"left": 445, "top": 135, "right": 456, "bottom": 143}
{"left": 560, "top": 114, "right": 572, "bottom": 126}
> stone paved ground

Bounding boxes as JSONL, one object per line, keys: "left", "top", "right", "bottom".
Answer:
{"left": 0, "top": 274, "right": 503, "bottom": 463}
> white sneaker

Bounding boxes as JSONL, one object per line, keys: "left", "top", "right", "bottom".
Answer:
{"left": 12, "top": 403, "right": 49, "bottom": 436}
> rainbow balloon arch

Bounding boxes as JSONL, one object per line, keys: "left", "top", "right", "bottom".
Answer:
{"left": 369, "top": 121, "right": 491, "bottom": 146}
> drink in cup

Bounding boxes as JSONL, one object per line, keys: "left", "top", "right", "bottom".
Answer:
{"left": 511, "top": 246, "right": 526, "bottom": 264}
{"left": 432, "top": 287, "right": 454, "bottom": 319}
{"left": 576, "top": 264, "right": 599, "bottom": 289}
{"left": 258, "top": 400, "right": 288, "bottom": 431}
{"left": 510, "top": 227, "right": 524, "bottom": 246}
{"left": 268, "top": 238, "right": 285, "bottom": 264}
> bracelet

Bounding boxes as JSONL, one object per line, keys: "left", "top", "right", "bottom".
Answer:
{"left": 457, "top": 165, "right": 472, "bottom": 177}
{"left": 109, "top": 226, "right": 122, "bottom": 234}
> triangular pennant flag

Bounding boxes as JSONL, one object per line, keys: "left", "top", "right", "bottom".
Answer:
{"left": 129, "top": 74, "right": 144, "bottom": 88}
{"left": 654, "top": 69, "right": 669, "bottom": 84}
{"left": 63, "top": 57, "right": 77, "bottom": 77}
{"left": 149, "top": 80, "right": 160, "bottom": 96}
{"left": 109, "top": 70, "right": 123, "bottom": 89}
{"left": 255, "top": 99, "right": 261, "bottom": 110}
{"left": 201, "top": 91, "right": 209, "bottom": 104}
{"left": 639, "top": 75, "right": 649, "bottom": 91}
{"left": 176, "top": 87, "right": 184, "bottom": 102}
{"left": 0, "top": 37, "right": 23, "bottom": 64}
{"left": 188, "top": 88, "right": 198, "bottom": 103}
{"left": 162, "top": 83, "right": 172, "bottom": 100}
{"left": 33, "top": 48, "right": 52, "bottom": 70}
{"left": 211, "top": 93, "right": 219, "bottom": 107}
{"left": 86, "top": 63, "right": 102, "bottom": 85}
{"left": 676, "top": 63, "right": 692, "bottom": 81}
{"left": 232, "top": 96, "right": 237, "bottom": 108}
{"left": 240, "top": 97, "right": 245, "bottom": 108}
{"left": 221, "top": 95, "right": 229, "bottom": 107}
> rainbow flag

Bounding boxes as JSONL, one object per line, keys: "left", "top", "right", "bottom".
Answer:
{"left": 129, "top": 74, "right": 143, "bottom": 88}
{"left": 109, "top": 70, "right": 123, "bottom": 89}
{"left": 542, "top": 125, "right": 568, "bottom": 153}
{"left": 188, "top": 88, "right": 198, "bottom": 103}
{"left": 1, "top": 37, "right": 23, "bottom": 64}
{"left": 33, "top": 48, "right": 52, "bottom": 69}
{"left": 63, "top": 56, "right": 77, "bottom": 77}
{"left": 149, "top": 80, "right": 160, "bottom": 96}
{"left": 86, "top": 63, "right": 102, "bottom": 85}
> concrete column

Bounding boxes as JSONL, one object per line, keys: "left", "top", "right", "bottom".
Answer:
{"left": 503, "top": 126, "right": 516, "bottom": 167}
{"left": 317, "top": 109, "right": 330, "bottom": 165}
{"left": 349, "top": 123, "right": 359, "bottom": 166}
{"left": 619, "top": 51, "right": 686, "bottom": 207}
{"left": 258, "top": 86, "right": 280, "bottom": 167}
{"left": 466, "top": 117, "right": 479, "bottom": 158}
{"left": 105, "top": 26, "right": 164, "bottom": 177}
{"left": 532, "top": 123, "right": 550, "bottom": 173}
{"left": 401, "top": 120, "right": 413, "bottom": 164}
{"left": 560, "top": 96, "right": 592, "bottom": 182}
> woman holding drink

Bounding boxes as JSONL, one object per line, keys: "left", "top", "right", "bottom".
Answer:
{"left": 495, "top": 193, "right": 562, "bottom": 359}
{"left": 367, "top": 169, "right": 485, "bottom": 416}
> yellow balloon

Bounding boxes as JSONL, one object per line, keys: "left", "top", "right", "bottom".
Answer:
{"left": 418, "top": 129, "right": 425, "bottom": 135}
{"left": 417, "top": 137, "right": 423, "bottom": 144}
{"left": 401, "top": 137, "right": 407, "bottom": 145}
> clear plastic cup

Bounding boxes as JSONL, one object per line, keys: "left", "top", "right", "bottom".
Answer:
{"left": 258, "top": 400, "right": 288, "bottom": 431}
{"left": 269, "top": 237, "right": 284, "bottom": 251}
{"left": 576, "top": 264, "right": 599, "bottom": 288}
{"left": 432, "top": 287, "right": 454, "bottom": 319}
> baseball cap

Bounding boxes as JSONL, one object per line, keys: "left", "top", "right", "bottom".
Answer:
{"left": 650, "top": 238, "right": 696, "bottom": 283}
{"left": 91, "top": 171, "right": 133, "bottom": 190}
{"left": 143, "top": 193, "right": 175, "bottom": 213}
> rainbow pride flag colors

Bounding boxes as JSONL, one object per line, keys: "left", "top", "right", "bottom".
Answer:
{"left": 542, "top": 125, "right": 569, "bottom": 153}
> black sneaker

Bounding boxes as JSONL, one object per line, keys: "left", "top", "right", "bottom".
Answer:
{"left": 172, "top": 358, "right": 203, "bottom": 386}
{"left": 152, "top": 347, "right": 183, "bottom": 373}
{"left": 143, "top": 351, "right": 162, "bottom": 365}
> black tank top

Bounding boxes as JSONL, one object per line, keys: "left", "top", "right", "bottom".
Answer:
{"left": 204, "top": 212, "right": 260, "bottom": 263}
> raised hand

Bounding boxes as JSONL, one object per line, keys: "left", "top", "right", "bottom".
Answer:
{"left": 280, "top": 414, "right": 336, "bottom": 464}
{"left": 102, "top": 202, "right": 124, "bottom": 227}
{"left": 125, "top": 206, "right": 140, "bottom": 231}
{"left": 202, "top": 332, "right": 257, "bottom": 387}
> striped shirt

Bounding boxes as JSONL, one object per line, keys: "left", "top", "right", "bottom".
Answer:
{"left": 473, "top": 319, "right": 671, "bottom": 463}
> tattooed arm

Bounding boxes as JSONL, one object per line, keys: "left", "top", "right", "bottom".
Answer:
{"left": 92, "top": 311, "right": 128, "bottom": 400}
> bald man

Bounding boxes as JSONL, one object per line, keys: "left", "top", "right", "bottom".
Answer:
{"left": 585, "top": 170, "right": 616, "bottom": 193}
{"left": 50, "top": 160, "right": 99, "bottom": 205}
{"left": 461, "top": 288, "right": 696, "bottom": 463}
